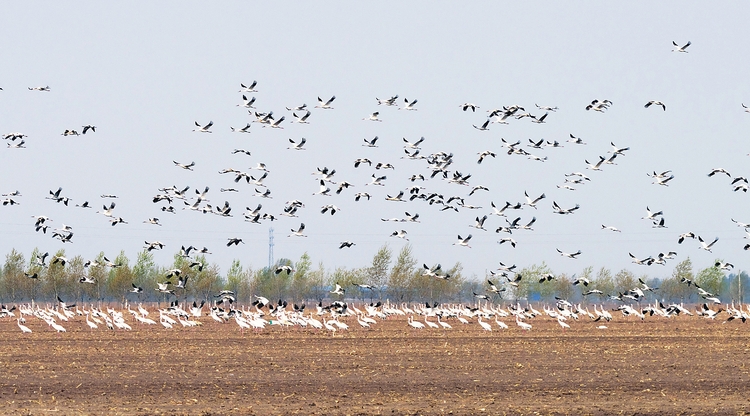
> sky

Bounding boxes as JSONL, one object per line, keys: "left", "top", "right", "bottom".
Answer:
{"left": 1, "top": 2, "right": 750, "bottom": 280}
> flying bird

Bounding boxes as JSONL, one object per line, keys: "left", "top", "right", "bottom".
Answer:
{"left": 645, "top": 101, "right": 666, "bottom": 111}
{"left": 672, "top": 41, "right": 691, "bottom": 53}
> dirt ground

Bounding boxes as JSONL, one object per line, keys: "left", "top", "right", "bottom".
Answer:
{"left": 1, "top": 311, "right": 750, "bottom": 415}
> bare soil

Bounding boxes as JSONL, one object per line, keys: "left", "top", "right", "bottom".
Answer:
{"left": 1, "top": 313, "right": 750, "bottom": 415}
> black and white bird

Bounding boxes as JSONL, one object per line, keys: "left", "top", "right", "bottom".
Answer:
{"left": 376, "top": 95, "right": 399, "bottom": 106}
{"left": 672, "top": 41, "right": 691, "bottom": 53}
{"left": 390, "top": 230, "right": 408, "bottom": 240}
{"left": 523, "top": 191, "right": 546, "bottom": 209}
{"left": 363, "top": 112, "right": 382, "bottom": 122}
{"left": 227, "top": 238, "right": 244, "bottom": 246}
{"left": 289, "top": 223, "right": 307, "bottom": 237}
{"left": 331, "top": 283, "right": 345, "bottom": 296}
{"left": 239, "top": 81, "right": 258, "bottom": 93}
{"left": 339, "top": 241, "right": 356, "bottom": 249}
{"left": 292, "top": 110, "right": 312, "bottom": 124}
{"left": 678, "top": 231, "right": 696, "bottom": 244}
{"left": 400, "top": 98, "right": 418, "bottom": 110}
{"left": 698, "top": 236, "right": 719, "bottom": 252}
{"left": 173, "top": 161, "right": 195, "bottom": 170}
{"left": 645, "top": 100, "right": 666, "bottom": 111}
{"left": 552, "top": 201, "right": 580, "bottom": 215}
{"left": 557, "top": 249, "right": 582, "bottom": 259}
{"left": 315, "top": 95, "right": 336, "bottom": 109}
{"left": 287, "top": 138, "right": 307, "bottom": 150}
{"left": 193, "top": 121, "right": 213, "bottom": 133}
{"left": 453, "top": 234, "right": 472, "bottom": 248}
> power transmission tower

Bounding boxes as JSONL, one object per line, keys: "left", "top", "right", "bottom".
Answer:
{"left": 268, "top": 227, "right": 274, "bottom": 270}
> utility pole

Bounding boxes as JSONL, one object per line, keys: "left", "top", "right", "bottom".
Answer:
{"left": 268, "top": 227, "right": 274, "bottom": 270}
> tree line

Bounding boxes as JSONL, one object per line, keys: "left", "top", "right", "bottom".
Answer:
{"left": 0, "top": 244, "right": 745, "bottom": 306}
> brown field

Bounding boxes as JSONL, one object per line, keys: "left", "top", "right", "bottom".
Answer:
{"left": 2, "top": 310, "right": 750, "bottom": 415}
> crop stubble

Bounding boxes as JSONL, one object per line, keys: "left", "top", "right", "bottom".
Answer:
{"left": 1, "top": 316, "right": 749, "bottom": 415}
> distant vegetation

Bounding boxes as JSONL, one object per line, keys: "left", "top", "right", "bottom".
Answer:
{"left": 0, "top": 244, "right": 745, "bottom": 305}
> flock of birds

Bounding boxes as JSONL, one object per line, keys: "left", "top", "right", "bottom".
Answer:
{"left": 1, "top": 40, "right": 749, "bottom": 313}
{"left": 1, "top": 283, "right": 748, "bottom": 336}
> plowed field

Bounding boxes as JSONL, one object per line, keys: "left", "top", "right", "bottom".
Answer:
{"left": 2, "top": 313, "right": 749, "bottom": 415}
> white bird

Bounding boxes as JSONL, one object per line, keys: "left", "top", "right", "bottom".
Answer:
{"left": 585, "top": 157, "right": 606, "bottom": 171}
{"left": 289, "top": 223, "right": 307, "bottom": 237}
{"left": 672, "top": 40, "right": 691, "bottom": 53}
{"left": 642, "top": 207, "right": 663, "bottom": 220}
{"left": 315, "top": 95, "right": 336, "bottom": 109}
{"left": 471, "top": 215, "right": 488, "bottom": 231}
{"left": 313, "top": 180, "right": 331, "bottom": 196}
{"left": 609, "top": 142, "right": 630, "bottom": 156}
{"left": 653, "top": 175, "right": 675, "bottom": 186}
{"left": 708, "top": 168, "right": 731, "bottom": 177}
{"left": 363, "top": 112, "right": 382, "bottom": 122}
{"left": 266, "top": 116, "right": 286, "bottom": 129}
{"left": 292, "top": 110, "right": 312, "bottom": 124}
{"left": 477, "top": 150, "right": 496, "bottom": 164}
{"left": 698, "top": 236, "right": 719, "bottom": 252}
{"left": 17, "top": 319, "right": 32, "bottom": 333}
{"left": 453, "top": 234, "right": 472, "bottom": 248}
{"left": 408, "top": 315, "right": 425, "bottom": 329}
{"left": 385, "top": 191, "right": 406, "bottom": 202}
{"left": 535, "top": 104, "right": 558, "bottom": 112}
{"left": 366, "top": 174, "right": 387, "bottom": 186}
{"left": 567, "top": 134, "right": 587, "bottom": 145}
{"left": 516, "top": 316, "right": 532, "bottom": 331}
{"left": 193, "top": 121, "right": 213, "bottom": 133}
{"left": 391, "top": 230, "right": 409, "bottom": 241}
{"left": 652, "top": 217, "right": 667, "bottom": 228}
{"left": 237, "top": 95, "right": 256, "bottom": 108}
{"left": 601, "top": 225, "right": 621, "bottom": 232}
{"left": 173, "top": 161, "right": 195, "bottom": 170}
{"left": 531, "top": 112, "right": 549, "bottom": 123}
{"left": 477, "top": 316, "right": 492, "bottom": 332}
{"left": 362, "top": 136, "right": 379, "bottom": 147}
{"left": 143, "top": 218, "right": 161, "bottom": 226}
{"left": 645, "top": 100, "right": 666, "bottom": 111}
{"left": 678, "top": 231, "right": 697, "bottom": 244}
{"left": 497, "top": 238, "right": 517, "bottom": 248}
{"left": 523, "top": 191, "right": 546, "bottom": 209}
{"left": 376, "top": 95, "right": 399, "bottom": 106}
{"left": 557, "top": 249, "right": 582, "bottom": 259}
{"left": 400, "top": 98, "right": 418, "bottom": 110}
{"left": 331, "top": 283, "right": 345, "bottom": 296}
{"left": 473, "top": 119, "right": 490, "bottom": 131}
{"left": 239, "top": 81, "right": 258, "bottom": 93}
{"left": 287, "top": 138, "right": 307, "bottom": 150}
{"left": 403, "top": 137, "right": 425, "bottom": 149}
{"left": 552, "top": 201, "right": 580, "bottom": 215}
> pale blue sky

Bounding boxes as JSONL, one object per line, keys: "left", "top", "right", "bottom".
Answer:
{"left": 1, "top": 2, "right": 749, "bottom": 279}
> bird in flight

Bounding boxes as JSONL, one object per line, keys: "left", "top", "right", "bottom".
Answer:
{"left": 193, "top": 121, "right": 213, "bottom": 133}
{"left": 645, "top": 101, "right": 666, "bottom": 111}
{"left": 672, "top": 41, "right": 691, "bottom": 53}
